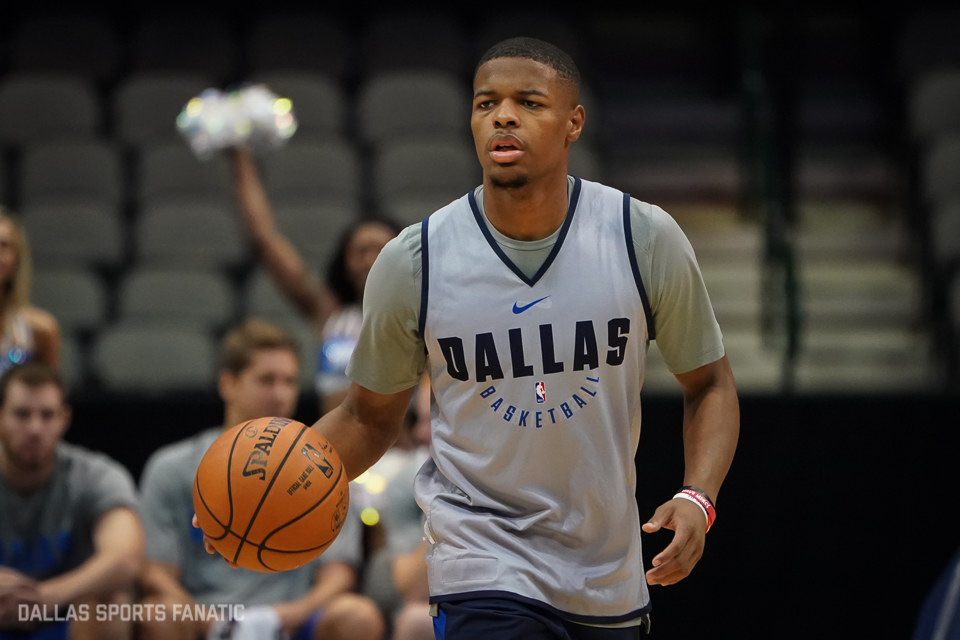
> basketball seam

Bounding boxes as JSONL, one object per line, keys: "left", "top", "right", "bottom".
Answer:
{"left": 232, "top": 423, "right": 311, "bottom": 565}
{"left": 256, "top": 460, "right": 345, "bottom": 570}
{"left": 194, "top": 420, "right": 250, "bottom": 541}
{"left": 218, "top": 527, "right": 335, "bottom": 554}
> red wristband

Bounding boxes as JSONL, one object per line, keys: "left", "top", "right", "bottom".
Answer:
{"left": 678, "top": 488, "right": 716, "bottom": 532}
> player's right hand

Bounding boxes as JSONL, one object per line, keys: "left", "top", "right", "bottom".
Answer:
{"left": 641, "top": 498, "right": 706, "bottom": 586}
{"left": 191, "top": 514, "right": 239, "bottom": 569}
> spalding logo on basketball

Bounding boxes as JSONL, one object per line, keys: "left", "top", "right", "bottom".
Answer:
{"left": 192, "top": 417, "right": 349, "bottom": 572}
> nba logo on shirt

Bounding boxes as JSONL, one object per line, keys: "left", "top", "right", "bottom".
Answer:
{"left": 535, "top": 381, "right": 546, "bottom": 404}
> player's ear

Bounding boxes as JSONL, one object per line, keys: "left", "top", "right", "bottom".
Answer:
{"left": 567, "top": 104, "right": 585, "bottom": 143}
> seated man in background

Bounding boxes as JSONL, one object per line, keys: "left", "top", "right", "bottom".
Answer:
{"left": 0, "top": 363, "right": 144, "bottom": 640}
{"left": 137, "top": 319, "right": 382, "bottom": 640}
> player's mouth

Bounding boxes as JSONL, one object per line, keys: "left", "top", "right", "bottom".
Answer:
{"left": 488, "top": 136, "right": 524, "bottom": 164}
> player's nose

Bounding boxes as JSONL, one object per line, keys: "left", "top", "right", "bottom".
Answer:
{"left": 493, "top": 101, "right": 520, "bottom": 128}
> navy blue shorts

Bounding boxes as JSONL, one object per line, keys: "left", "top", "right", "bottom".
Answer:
{"left": 432, "top": 598, "right": 646, "bottom": 640}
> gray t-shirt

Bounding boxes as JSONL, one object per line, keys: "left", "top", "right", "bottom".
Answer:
{"left": 139, "top": 427, "right": 363, "bottom": 607}
{"left": 347, "top": 180, "right": 724, "bottom": 393}
{"left": 0, "top": 443, "right": 139, "bottom": 580}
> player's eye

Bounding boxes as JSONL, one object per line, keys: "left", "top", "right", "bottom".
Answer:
{"left": 523, "top": 100, "right": 541, "bottom": 108}
{"left": 476, "top": 100, "right": 494, "bottom": 109}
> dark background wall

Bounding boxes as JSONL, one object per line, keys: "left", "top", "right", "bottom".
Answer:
{"left": 66, "top": 391, "right": 960, "bottom": 639}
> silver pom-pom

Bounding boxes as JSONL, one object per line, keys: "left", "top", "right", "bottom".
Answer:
{"left": 177, "top": 85, "right": 297, "bottom": 159}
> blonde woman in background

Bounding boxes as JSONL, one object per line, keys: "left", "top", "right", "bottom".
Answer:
{"left": 0, "top": 209, "right": 60, "bottom": 372}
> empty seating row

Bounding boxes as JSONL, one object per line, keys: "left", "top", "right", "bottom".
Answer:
{"left": 40, "top": 267, "right": 318, "bottom": 390}
{"left": 0, "top": 70, "right": 474, "bottom": 147}
{"left": 82, "top": 316, "right": 317, "bottom": 392}
{"left": 21, "top": 200, "right": 355, "bottom": 269}
{"left": 8, "top": 138, "right": 602, "bottom": 229}
{"left": 4, "top": 13, "right": 586, "bottom": 83}
{"left": 34, "top": 267, "right": 331, "bottom": 334}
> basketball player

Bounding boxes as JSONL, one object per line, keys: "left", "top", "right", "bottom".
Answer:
{"left": 140, "top": 320, "right": 383, "bottom": 640}
{"left": 0, "top": 363, "right": 143, "bottom": 640}
{"left": 200, "top": 38, "right": 740, "bottom": 638}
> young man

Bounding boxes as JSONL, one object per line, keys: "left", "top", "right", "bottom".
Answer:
{"left": 139, "top": 320, "right": 383, "bottom": 640}
{"left": 0, "top": 363, "right": 143, "bottom": 640}
{"left": 204, "top": 38, "right": 740, "bottom": 638}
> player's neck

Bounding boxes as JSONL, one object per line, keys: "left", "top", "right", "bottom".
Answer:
{"left": 482, "top": 171, "right": 569, "bottom": 241}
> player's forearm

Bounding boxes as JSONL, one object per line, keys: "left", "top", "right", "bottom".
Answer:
{"left": 313, "top": 384, "right": 414, "bottom": 481}
{"left": 680, "top": 358, "right": 739, "bottom": 503}
{"left": 314, "top": 406, "right": 399, "bottom": 481}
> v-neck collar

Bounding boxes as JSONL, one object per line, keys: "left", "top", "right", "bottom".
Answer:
{"left": 468, "top": 176, "right": 582, "bottom": 287}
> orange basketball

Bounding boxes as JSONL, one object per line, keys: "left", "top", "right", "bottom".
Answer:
{"left": 192, "top": 417, "right": 349, "bottom": 572}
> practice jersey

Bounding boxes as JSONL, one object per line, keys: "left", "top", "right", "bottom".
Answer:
{"left": 417, "top": 178, "right": 653, "bottom": 624}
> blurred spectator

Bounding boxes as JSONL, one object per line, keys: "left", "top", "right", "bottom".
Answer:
{"left": 137, "top": 319, "right": 383, "bottom": 640}
{"left": 0, "top": 209, "right": 59, "bottom": 372}
{"left": 0, "top": 363, "right": 143, "bottom": 640}
{"left": 229, "top": 147, "right": 401, "bottom": 414}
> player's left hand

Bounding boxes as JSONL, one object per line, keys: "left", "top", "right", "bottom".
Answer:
{"left": 642, "top": 498, "right": 707, "bottom": 586}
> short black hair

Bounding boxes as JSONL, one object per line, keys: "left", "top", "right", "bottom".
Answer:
{"left": 475, "top": 37, "right": 581, "bottom": 96}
